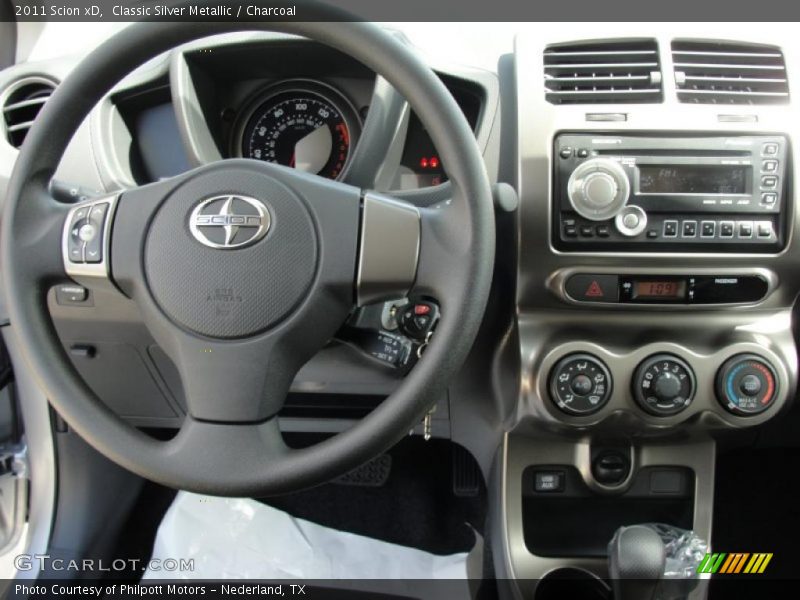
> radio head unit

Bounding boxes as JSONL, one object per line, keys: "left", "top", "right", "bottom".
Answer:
{"left": 553, "top": 134, "right": 789, "bottom": 252}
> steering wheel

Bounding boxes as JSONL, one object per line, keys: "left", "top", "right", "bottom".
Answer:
{"left": 1, "top": 14, "right": 494, "bottom": 496}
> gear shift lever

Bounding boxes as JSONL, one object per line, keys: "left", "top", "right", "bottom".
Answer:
{"left": 608, "top": 525, "right": 666, "bottom": 600}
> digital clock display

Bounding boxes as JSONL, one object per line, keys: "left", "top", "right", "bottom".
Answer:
{"left": 633, "top": 280, "right": 687, "bottom": 300}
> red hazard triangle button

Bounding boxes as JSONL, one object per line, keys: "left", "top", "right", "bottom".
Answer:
{"left": 585, "top": 280, "right": 604, "bottom": 297}
{"left": 565, "top": 274, "right": 620, "bottom": 303}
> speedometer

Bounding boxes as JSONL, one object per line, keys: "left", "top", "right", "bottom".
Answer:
{"left": 237, "top": 82, "right": 360, "bottom": 180}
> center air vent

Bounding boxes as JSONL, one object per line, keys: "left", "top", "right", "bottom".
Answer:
{"left": 672, "top": 40, "right": 789, "bottom": 105}
{"left": 544, "top": 39, "right": 663, "bottom": 104}
{"left": 2, "top": 77, "right": 57, "bottom": 148}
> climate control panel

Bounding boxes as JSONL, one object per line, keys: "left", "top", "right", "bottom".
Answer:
{"left": 545, "top": 347, "right": 785, "bottom": 424}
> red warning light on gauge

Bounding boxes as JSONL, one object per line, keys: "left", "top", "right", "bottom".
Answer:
{"left": 419, "top": 156, "right": 440, "bottom": 169}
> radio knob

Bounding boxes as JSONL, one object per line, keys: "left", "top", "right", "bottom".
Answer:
{"left": 567, "top": 158, "right": 630, "bottom": 221}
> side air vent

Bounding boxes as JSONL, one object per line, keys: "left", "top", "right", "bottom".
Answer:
{"left": 672, "top": 40, "right": 789, "bottom": 105}
{"left": 544, "top": 39, "right": 663, "bottom": 104}
{"left": 2, "top": 77, "right": 57, "bottom": 148}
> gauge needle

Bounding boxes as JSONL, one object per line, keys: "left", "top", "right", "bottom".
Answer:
{"left": 293, "top": 126, "right": 333, "bottom": 175}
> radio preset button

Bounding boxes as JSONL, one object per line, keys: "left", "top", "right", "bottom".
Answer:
{"left": 738, "top": 221, "right": 753, "bottom": 238}
{"left": 761, "top": 192, "right": 777, "bottom": 205}
{"left": 757, "top": 222, "right": 773, "bottom": 237}
{"left": 762, "top": 159, "right": 778, "bottom": 173}
{"left": 596, "top": 225, "right": 611, "bottom": 237}
{"left": 762, "top": 143, "right": 779, "bottom": 156}
{"left": 663, "top": 220, "right": 678, "bottom": 237}
{"left": 564, "top": 225, "right": 578, "bottom": 237}
{"left": 701, "top": 221, "right": 716, "bottom": 238}
{"left": 720, "top": 221, "right": 735, "bottom": 238}
{"left": 579, "top": 225, "right": 594, "bottom": 237}
{"left": 682, "top": 221, "right": 697, "bottom": 237}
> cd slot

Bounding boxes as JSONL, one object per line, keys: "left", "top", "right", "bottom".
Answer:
{"left": 595, "top": 149, "right": 749, "bottom": 157}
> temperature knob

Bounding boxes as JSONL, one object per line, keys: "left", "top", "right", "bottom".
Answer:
{"left": 716, "top": 354, "right": 778, "bottom": 416}
{"left": 567, "top": 158, "right": 630, "bottom": 221}
{"left": 549, "top": 354, "right": 613, "bottom": 416}
{"left": 633, "top": 354, "right": 696, "bottom": 416}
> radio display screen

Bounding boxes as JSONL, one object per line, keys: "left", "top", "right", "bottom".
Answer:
{"left": 638, "top": 165, "right": 748, "bottom": 195}
{"left": 632, "top": 280, "right": 687, "bottom": 300}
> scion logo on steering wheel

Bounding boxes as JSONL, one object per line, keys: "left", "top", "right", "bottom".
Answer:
{"left": 189, "top": 195, "right": 271, "bottom": 249}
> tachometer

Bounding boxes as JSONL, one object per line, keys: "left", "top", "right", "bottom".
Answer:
{"left": 237, "top": 82, "right": 360, "bottom": 180}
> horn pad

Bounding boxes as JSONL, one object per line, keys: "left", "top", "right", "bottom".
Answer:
{"left": 144, "top": 164, "right": 318, "bottom": 339}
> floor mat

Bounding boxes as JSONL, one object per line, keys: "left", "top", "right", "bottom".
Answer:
{"left": 143, "top": 492, "right": 481, "bottom": 597}
{"left": 262, "top": 437, "right": 487, "bottom": 556}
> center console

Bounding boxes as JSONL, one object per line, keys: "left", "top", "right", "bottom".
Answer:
{"left": 499, "top": 28, "right": 800, "bottom": 599}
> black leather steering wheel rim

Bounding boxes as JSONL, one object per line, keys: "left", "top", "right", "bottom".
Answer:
{"left": 1, "top": 13, "right": 495, "bottom": 496}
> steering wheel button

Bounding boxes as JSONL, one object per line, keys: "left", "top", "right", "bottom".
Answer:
{"left": 78, "top": 223, "right": 97, "bottom": 242}
{"left": 89, "top": 202, "right": 109, "bottom": 224}
{"left": 67, "top": 242, "right": 84, "bottom": 263}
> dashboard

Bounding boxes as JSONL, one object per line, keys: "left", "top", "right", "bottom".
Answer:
{"left": 2, "top": 22, "right": 800, "bottom": 598}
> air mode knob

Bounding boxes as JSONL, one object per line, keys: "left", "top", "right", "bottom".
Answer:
{"left": 567, "top": 158, "right": 630, "bottom": 221}
{"left": 549, "top": 353, "right": 613, "bottom": 416}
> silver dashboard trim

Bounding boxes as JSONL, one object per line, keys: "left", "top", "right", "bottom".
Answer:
{"left": 356, "top": 191, "right": 421, "bottom": 306}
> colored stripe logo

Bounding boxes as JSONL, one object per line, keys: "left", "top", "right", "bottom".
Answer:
{"left": 697, "top": 553, "right": 773, "bottom": 574}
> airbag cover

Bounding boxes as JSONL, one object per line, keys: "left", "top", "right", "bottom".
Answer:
{"left": 144, "top": 164, "right": 318, "bottom": 339}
